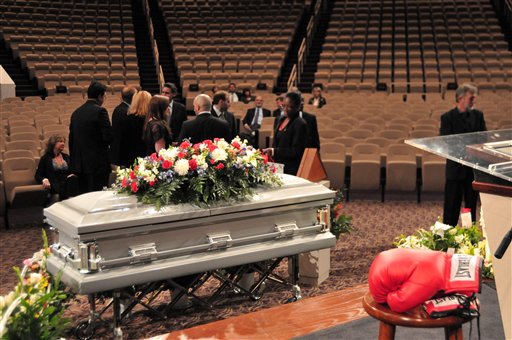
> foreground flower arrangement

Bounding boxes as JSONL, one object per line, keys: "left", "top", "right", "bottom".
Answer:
{"left": 330, "top": 190, "right": 353, "bottom": 239}
{"left": 394, "top": 220, "right": 494, "bottom": 279}
{"left": 114, "top": 137, "right": 282, "bottom": 209}
{"left": 0, "top": 230, "right": 70, "bottom": 339}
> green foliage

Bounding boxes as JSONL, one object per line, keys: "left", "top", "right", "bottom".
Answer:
{"left": 330, "top": 190, "right": 353, "bottom": 239}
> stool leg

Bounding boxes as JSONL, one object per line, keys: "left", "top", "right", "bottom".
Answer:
{"left": 378, "top": 321, "right": 396, "bottom": 340}
{"left": 445, "top": 325, "right": 463, "bottom": 340}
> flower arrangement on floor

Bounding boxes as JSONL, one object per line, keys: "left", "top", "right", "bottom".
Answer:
{"left": 0, "top": 230, "right": 70, "bottom": 339}
{"left": 330, "top": 190, "right": 353, "bottom": 239}
{"left": 114, "top": 137, "right": 282, "bottom": 209}
{"left": 394, "top": 220, "right": 494, "bottom": 279}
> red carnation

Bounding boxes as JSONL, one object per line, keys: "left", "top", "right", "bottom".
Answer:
{"left": 208, "top": 144, "right": 217, "bottom": 152}
{"left": 130, "top": 182, "right": 138, "bottom": 193}
{"left": 121, "top": 178, "right": 128, "bottom": 188}
{"left": 216, "top": 163, "right": 225, "bottom": 170}
{"left": 214, "top": 138, "right": 220, "bottom": 142}
{"left": 150, "top": 153, "right": 158, "bottom": 161}
{"left": 189, "top": 159, "right": 198, "bottom": 170}
{"left": 262, "top": 154, "right": 269, "bottom": 164}
{"left": 203, "top": 139, "right": 212, "bottom": 145}
{"left": 232, "top": 141, "right": 241, "bottom": 149}
{"left": 177, "top": 151, "right": 185, "bottom": 159}
{"left": 162, "top": 160, "right": 173, "bottom": 169}
{"left": 210, "top": 159, "right": 216, "bottom": 164}
{"left": 149, "top": 180, "right": 155, "bottom": 187}
{"left": 193, "top": 143, "right": 201, "bottom": 150}
{"left": 129, "top": 171, "right": 136, "bottom": 180}
{"left": 180, "top": 141, "right": 191, "bottom": 149}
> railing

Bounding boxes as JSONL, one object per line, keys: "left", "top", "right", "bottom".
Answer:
{"left": 287, "top": 64, "right": 298, "bottom": 90}
{"left": 296, "top": 0, "right": 324, "bottom": 85}
{"left": 142, "top": 0, "right": 164, "bottom": 90}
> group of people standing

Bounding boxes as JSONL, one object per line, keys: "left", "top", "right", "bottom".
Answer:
{"left": 34, "top": 80, "right": 485, "bottom": 230}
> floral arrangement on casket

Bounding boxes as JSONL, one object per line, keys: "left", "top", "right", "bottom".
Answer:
{"left": 0, "top": 230, "right": 70, "bottom": 339}
{"left": 394, "top": 220, "right": 494, "bottom": 279}
{"left": 330, "top": 190, "right": 353, "bottom": 239}
{"left": 114, "top": 137, "right": 283, "bottom": 209}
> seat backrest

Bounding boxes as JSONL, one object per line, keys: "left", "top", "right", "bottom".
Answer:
{"left": 5, "top": 140, "right": 40, "bottom": 157}
{"left": 2, "top": 157, "right": 38, "bottom": 201}
{"left": 8, "top": 132, "right": 39, "bottom": 142}
{"left": 321, "top": 143, "right": 346, "bottom": 160}
{"left": 352, "top": 143, "right": 381, "bottom": 161}
{"left": 3, "top": 149, "right": 35, "bottom": 160}
{"left": 386, "top": 144, "right": 417, "bottom": 162}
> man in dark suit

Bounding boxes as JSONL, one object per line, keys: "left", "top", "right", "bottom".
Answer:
{"left": 272, "top": 96, "right": 285, "bottom": 117}
{"left": 240, "top": 96, "right": 271, "bottom": 147}
{"left": 69, "top": 81, "right": 113, "bottom": 194}
{"left": 227, "top": 82, "right": 242, "bottom": 103}
{"left": 440, "top": 83, "right": 487, "bottom": 226}
{"left": 161, "top": 82, "right": 187, "bottom": 144}
{"left": 211, "top": 91, "right": 237, "bottom": 140}
{"left": 178, "top": 94, "right": 231, "bottom": 144}
{"left": 110, "top": 86, "right": 137, "bottom": 167}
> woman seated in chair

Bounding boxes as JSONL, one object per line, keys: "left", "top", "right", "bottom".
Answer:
{"left": 35, "top": 134, "right": 78, "bottom": 204}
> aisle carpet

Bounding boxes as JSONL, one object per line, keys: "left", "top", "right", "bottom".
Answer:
{"left": 295, "top": 282, "right": 504, "bottom": 340}
{"left": 0, "top": 199, "right": 450, "bottom": 338}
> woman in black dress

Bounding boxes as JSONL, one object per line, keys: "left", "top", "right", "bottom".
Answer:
{"left": 120, "top": 90, "right": 151, "bottom": 166}
{"left": 265, "top": 92, "right": 308, "bottom": 175}
{"left": 35, "top": 134, "right": 77, "bottom": 203}
{"left": 143, "top": 95, "right": 171, "bottom": 155}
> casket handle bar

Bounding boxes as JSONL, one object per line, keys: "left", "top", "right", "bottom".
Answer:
{"left": 207, "top": 233, "right": 233, "bottom": 250}
{"left": 129, "top": 243, "right": 158, "bottom": 264}
{"left": 275, "top": 222, "right": 299, "bottom": 238}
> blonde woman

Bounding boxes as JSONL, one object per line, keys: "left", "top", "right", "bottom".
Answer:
{"left": 119, "top": 90, "right": 152, "bottom": 167}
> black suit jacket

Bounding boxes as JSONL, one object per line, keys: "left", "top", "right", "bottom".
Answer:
{"left": 69, "top": 100, "right": 112, "bottom": 174}
{"left": 110, "top": 101, "right": 129, "bottom": 166}
{"left": 440, "top": 107, "right": 486, "bottom": 180}
{"left": 178, "top": 112, "right": 231, "bottom": 144}
{"left": 211, "top": 108, "right": 236, "bottom": 140}
{"left": 242, "top": 107, "right": 271, "bottom": 128}
{"left": 308, "top": 96, "right": 327, "bottom": 108}
{"left": 272, "top": 109, "right": 284, "bottom": 117}
{"left": 169, "top": 100, "right": 188, "bottom": 143}
{"left": 273, "top": 115, "right": 308, "bottom": 175}
{"left": 301, "top": 111, "right": 320, "bottom": 150}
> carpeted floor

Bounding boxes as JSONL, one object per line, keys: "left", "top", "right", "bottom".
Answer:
{"left": 0, "top": 198, "right": 446, "bottom": 339}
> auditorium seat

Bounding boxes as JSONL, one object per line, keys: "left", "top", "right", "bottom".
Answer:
{"left": 385, "top": 144, "right": 418, "bottom": 201}
{"left": 320, "top": 143, "right": 346, "bottom": 190}
{"left": 349, "top": 143, "right": 382, "bottom": 198}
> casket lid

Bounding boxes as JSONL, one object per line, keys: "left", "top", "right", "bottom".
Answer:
{"left": 44, "top": 174, "right": 334, "bottom": 236}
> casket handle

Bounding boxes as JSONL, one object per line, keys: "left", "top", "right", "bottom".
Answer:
{"left": 207, "top": 233, "right": 233, "bottom": 250}
{"left": 275, "top": 222, "right": 299, "bottom": 238}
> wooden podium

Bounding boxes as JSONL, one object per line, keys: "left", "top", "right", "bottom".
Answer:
{"left": 473, "top": 180, "right": 512, "bottom": 340}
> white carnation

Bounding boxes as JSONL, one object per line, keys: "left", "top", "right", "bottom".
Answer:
{"left": 160, "top": 148, "right": 178, "bottom": 160}
{"left": 211, "top": 148, "right": 227, "bottom": 162}
{"left": 174, "top": 159, "right": 190, "bottom": 176}
{"left": 454, "top": 234, "right": 465, "bottom": 244}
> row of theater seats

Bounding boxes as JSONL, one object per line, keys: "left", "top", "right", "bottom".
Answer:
{"left": 315, "top": 0, "right": 512, "bottom": 90}
{"left": 160, "top": 0, "right": 304, "bottom": 93}
{"left": 0, "top": 0, "right": 136, "bottom": 96}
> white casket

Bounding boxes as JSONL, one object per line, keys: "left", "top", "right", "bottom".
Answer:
{"left": 45, "top": 174, "right": 336, "bottom": 294}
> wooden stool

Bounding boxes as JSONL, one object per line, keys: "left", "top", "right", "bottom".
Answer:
{"left": 362, "top": 292, "right": 472, "bottom": 340}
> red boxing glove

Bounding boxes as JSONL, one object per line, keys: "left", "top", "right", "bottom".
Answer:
{"left": 368, "top": 248, "right": 482, "bottom": 313}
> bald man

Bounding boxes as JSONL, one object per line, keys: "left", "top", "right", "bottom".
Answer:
{"left": 177, "top": 94, "right": 231, "bottom": 144}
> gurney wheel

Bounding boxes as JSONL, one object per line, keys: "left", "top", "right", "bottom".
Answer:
{"left": 75, "top": 321, "right": 96, "bottom": 340}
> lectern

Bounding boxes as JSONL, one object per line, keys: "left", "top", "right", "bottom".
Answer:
{"left": 406, "top": 129, "right": 512, "bottom": 340}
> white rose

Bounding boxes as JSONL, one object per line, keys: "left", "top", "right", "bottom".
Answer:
{"left": 28, "top": 273, "right": 42, "bottom": 285}
{"left": 211, "top": 148, "right": 227, "bottom": 162}
{"left": 174, "top": 159, "right": 190, "bottom": 176}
